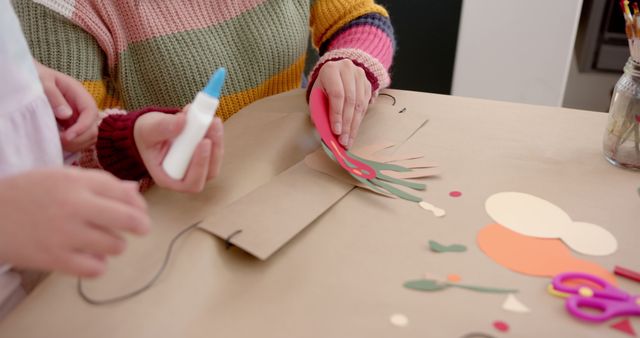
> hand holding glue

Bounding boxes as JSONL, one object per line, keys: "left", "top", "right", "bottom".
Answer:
{"left": 162, "top": 68, "right": 226, "bottom": 180}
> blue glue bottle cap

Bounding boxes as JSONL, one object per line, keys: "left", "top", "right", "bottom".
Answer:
{"left": 203, "top": 67, "right": 226, "bottom": 99}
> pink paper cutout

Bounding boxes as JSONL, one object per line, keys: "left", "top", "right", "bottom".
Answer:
{"left": 309, "top": 89, "right": 375, "bottom": 179}
{"left": 611, "top": 318, "right": 637, "bottom": 337}
{"left": 493, "top": 320, "right": 509, "bottom": 332}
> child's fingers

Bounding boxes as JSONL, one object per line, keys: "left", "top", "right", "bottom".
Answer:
{"left": 71, "top": 224, "right": 127, "bottom": 256}
{"left": 181, "top": 140, "right": 211, "bottom": 193}
{"left": 56, "top": 73, "right": 98, "bottom": 116}
{"left": 42, "top": 81, "right": 73, "bottom": 119}
{"left": 338, "top": 67, "right": 357, "bottom": 147}
{"left": 63, "top": 110, "right": 98, "bottom": 141}
{"left": 61, "top": 252, "right": 107, "bottom": 278}
{"left": 83, "top": 171, "right": 148, "bottom": 213}
{"left": 83, "top": 196, "right": 150, "bottom": 235}
{"left": 348, "top": 75, "right": 371, "bottom": 149}
{"left": 61, "top": 122, "right": 98, "bottom": 152}
{"left": 206, "top": 118, "right": 224, "bottom": 179}
{"left": 137, "top": 113, "right": 186, "bottom": 147}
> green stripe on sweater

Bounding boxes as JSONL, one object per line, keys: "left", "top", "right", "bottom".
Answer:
{"left": 13, "top": 0, "right": 105, "bottom": 81}
{"left": 118, "top": 0, "right": 310, "bottom": 109}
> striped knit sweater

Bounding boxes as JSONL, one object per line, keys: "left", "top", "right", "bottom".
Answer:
{"left": 13, "top": 0, "right": 395, "bottom": 180}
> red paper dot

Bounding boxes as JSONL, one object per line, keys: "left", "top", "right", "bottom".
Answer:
{"left": 449, "top": 191, "right": 462, "bottom": 198}
{"left": 493, "top": 320, "right": 509, "bottom": 332}
{"left": 636, "top": 115, "right": 640, "bottom": 123}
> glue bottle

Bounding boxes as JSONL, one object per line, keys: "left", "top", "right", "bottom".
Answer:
{"left": 162, "top": 68, "right": 226, "bottom": 180}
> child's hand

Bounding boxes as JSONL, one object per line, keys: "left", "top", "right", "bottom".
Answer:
{"left": 0, "top": 168, "right": 150, "bottom": 277}
{"left": 311, "top": 59, "right": 372, "bottom": 149}
{"left": 34, "top": 61, "right": 99, "bottom": 152}
{"left": 134, "top": 108, "right": 224, "bottom": 193}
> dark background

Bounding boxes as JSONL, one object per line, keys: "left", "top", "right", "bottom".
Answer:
{"left": 305, "top": 1, "right": 463, "bottom": 94}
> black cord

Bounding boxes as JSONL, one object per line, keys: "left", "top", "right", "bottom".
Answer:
{"left": 378, "top": 93, "right": 396, "bottom": 106}
{"left": 77, "top": 221, "right": 201, "bottom": 305}
{"left": 460, "top": 333, "right": 496, "bottom": 338}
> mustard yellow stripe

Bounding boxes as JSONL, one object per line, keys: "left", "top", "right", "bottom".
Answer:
{"left": 217, "top": 56, "right": 306, "bottom": 121}
{"left": 82, "top": 80, "right": 122, "bottom": 110}
{"left": 311, "top": 1, "right": 389, "bottom": 47}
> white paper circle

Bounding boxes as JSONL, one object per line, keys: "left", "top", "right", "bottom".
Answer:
{"left": 390, "top": 313, "right": 409, "bottom": 327}
{"left": 485, "top": 192, "right": 571, "bottom": 238}
{"left": 560, "top": 222, "right": 618, "bottom": 256}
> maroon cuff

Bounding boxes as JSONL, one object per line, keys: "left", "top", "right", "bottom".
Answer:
{"left": 305, "top": 57, "right": 380, "bottom": 101}
{"left": 97, "top": 106, "right": 180, "bottom": 180}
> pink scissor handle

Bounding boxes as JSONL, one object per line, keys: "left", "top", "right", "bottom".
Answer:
{"left": 552, "top": 272, "right": 627, "bottom": 300}
{"left": 309, "top": 88, "right": 376, "bottom": 179}
{"left": 552, "top": 272, "right": 640, "bottom": 322}
{"left": 566, "top": 295, "right": 640, "bottom": 322}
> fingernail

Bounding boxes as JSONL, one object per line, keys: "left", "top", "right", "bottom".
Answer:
{"left": 334, "top": 122, "right": 342, "bottom": 134}
{"left": 55, "top": 105, "right": 72, "bottom": 119}
{"left": 339, "top": 134, "right": 349, "bottom": 146}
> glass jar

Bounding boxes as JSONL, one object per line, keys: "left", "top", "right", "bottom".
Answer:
{"left": 603, "top": 57, "right": 640, "bottom": 170}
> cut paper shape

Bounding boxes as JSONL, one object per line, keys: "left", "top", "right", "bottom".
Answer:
{"left": 390, "top": 313, "right": 409, "bottom": 327}
{"left": 502, "top": 294, "right": 531, "bottom": 313}
{"left": 429, "top": 240, "right": 467, "bottom": 253}
{"left": 493, "top": 321, "right": 509, "bottom": 332}
{"left": 447, "top": 274, "right": 462, "bottom": 283}
{"left": 404, "top": 279, "right": 517, "bottom": 294}
{"left": 615, "top": 266, "right": 640, "bottom": 284}
{"left": 449, "top": 191, "right": 462, "bottom": 198}
{"left": 611, "top": 318, "right": 637, "bottom": 337}
{"left": 477, "top": 223, "right": 617, "bottom": 284}
{"left": 304, "top": 147, "right": 440, "bottom": 198}
{"left": 404, "top": 279, "right": 449, "bottom": 291}
{"left": 485, "top": 192, "right": 617, "bottom": 256}
{"left": 419, "top": 201, "right": 446, "bottom": 217}
{"left": 310, "top": 89, "right": 428, "bottom": 203}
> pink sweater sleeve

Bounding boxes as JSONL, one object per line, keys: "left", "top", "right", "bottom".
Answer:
{"left": 307, "top": 8, "right": 395, "bottom": 96}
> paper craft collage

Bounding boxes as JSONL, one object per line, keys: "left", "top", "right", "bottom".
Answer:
{"left": 303, "top": 89, "right": 639, "bottom": 336}
{"left": 1, "top": 1, "right": 639, "bottom": 337}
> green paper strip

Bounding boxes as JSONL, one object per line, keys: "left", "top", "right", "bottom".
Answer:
{"left": 449, "top": 283, "right": 518, "bottom": 294}
{"left": 377, "top": 172, "right": 426, "bottom": 191}
{"left": 429, "top": 240, "right": 467, "bottom": 253}
{"left": 347, "top": 151, "right": 411, "bottom": 172}
{"left": 404, "top": 279, "right": 449, "bottom": 291}
{"left": 370, "top": 178, "right": 422, "bottom": 202}
{"left": 350, "top": 172, "right": 389, "bottom": 195}
{"left": 404, "top": 279, "right": 518, "bottom": 294}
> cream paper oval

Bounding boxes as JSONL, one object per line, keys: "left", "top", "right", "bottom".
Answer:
{"left": 561, "top": 222, "right": 618, "bottom": 256}
{"left": 485, "top": 192, "right": 570, "bottom": 238}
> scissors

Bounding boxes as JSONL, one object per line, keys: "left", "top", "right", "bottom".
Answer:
{"left": 550, "top": 272, "right": 640, "bottom": 322}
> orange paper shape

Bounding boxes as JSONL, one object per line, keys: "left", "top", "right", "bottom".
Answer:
{"left": 477, "top": 224, "right": 616, "bottom": 284}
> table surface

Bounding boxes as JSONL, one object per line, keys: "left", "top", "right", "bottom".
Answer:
{"left": 0, "top": 89, "right": 638, "bottom": 338}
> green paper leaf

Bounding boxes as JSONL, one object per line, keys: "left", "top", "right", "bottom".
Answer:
{"left": 429, "top": 240, "right": 467, "bottom": 253}
{"left": 404, "top": 279, "right": 449, "bottom": 292}
{"left": 370, "top": 178, "right": 423, "bottom": 202}
{"left": 347, "top": 151, "right": 411, "bottom": 172}
{"left": 449, "top": 283, "right": 518, "bottom": 294}
{"left": 377, "top": 172, "right": 426, "bottom": 191}
{"left": 349, "top": 172, "right": 389, "bottom": 195}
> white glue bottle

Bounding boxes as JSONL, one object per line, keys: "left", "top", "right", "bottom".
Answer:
{"left": 162, "top": 67, "right": 226, "bottom": 180}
